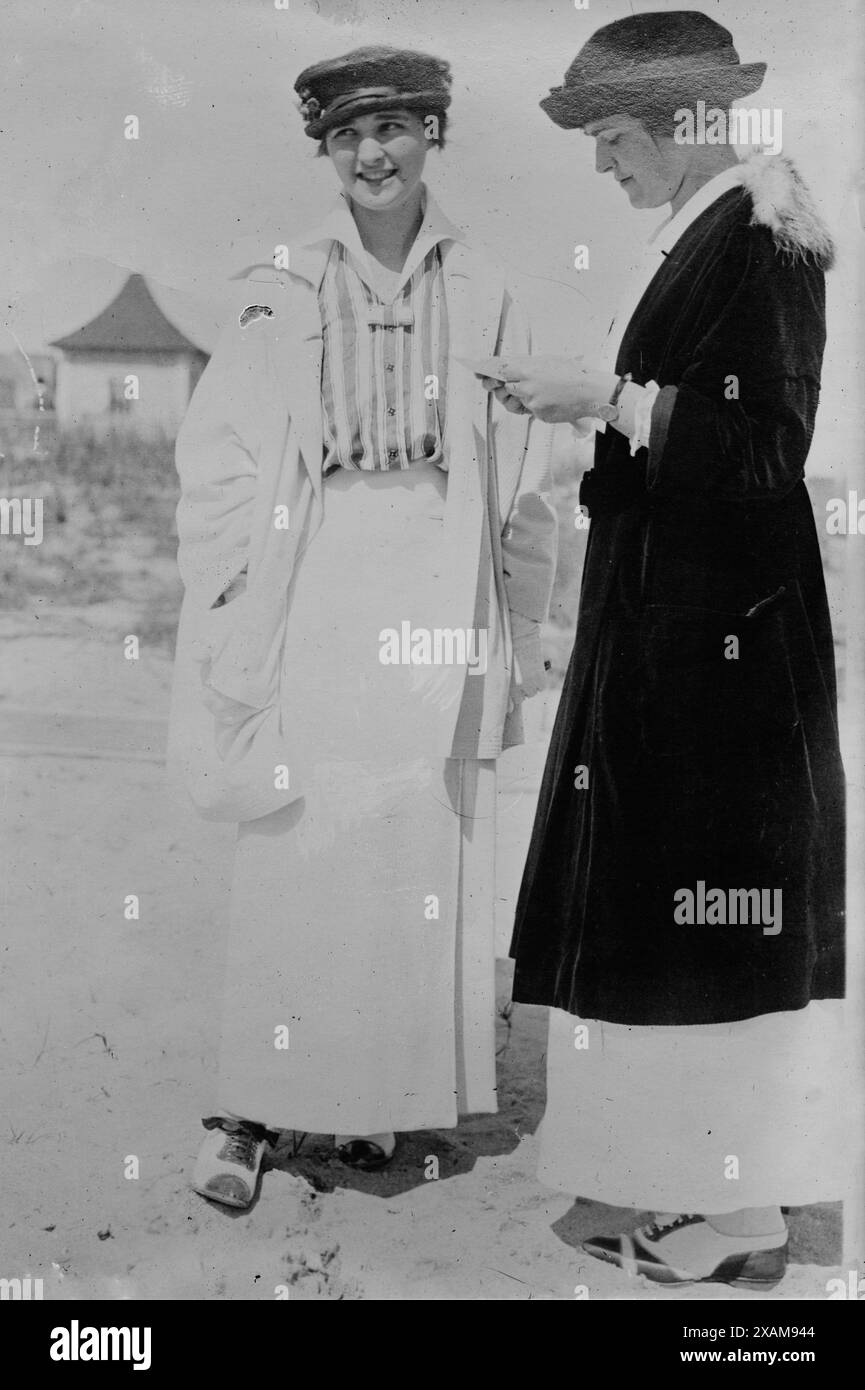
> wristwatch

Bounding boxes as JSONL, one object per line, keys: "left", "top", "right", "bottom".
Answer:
{"left": 595, "top": 371, "right": 632, "bottom": 424}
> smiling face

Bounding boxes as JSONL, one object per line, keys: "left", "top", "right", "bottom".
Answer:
{"left": 324, "top": 108, "right": 430, "bottom": 212}
{"left": 583, "top": 114, "right": 690, "bottom": 209}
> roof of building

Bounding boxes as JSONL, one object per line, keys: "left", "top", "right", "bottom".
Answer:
{"left": 50, "top": 274, "right": 205, "bottom": 355}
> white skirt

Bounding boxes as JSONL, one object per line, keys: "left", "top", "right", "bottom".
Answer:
{"left": 216, "top": 462, "right": 498, "bottom": 1134}
{"left": 538, "top": 999, "right": 852, "bottom": 1213}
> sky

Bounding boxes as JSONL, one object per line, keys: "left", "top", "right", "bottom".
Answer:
{"left": 1, "top": 0, "right": 862, "bottom": 465}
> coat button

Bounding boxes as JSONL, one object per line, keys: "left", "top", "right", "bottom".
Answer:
{"left": 387, "top": 407, "right": 396, "bottom": 416}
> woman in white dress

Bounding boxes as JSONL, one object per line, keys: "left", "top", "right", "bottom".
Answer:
{"left": 166, "top": 45, "right": 557, "bottom": 1208}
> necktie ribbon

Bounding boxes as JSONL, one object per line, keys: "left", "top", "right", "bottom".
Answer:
{"left": 366, "top": 303, "right": 414, "bottom": 328}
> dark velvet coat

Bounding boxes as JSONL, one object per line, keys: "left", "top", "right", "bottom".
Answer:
{"left": 510, "top": 156, "right": 846, "bottom": 1026}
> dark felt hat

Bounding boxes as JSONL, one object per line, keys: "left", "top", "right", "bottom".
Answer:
{"left": 294, "top": 45, "right": 452, "bottom": 140}
{"left": 540, "top": 11, "right": 766, "bottom": 130}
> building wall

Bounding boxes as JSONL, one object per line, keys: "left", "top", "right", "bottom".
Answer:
{"left": 54, "top": 355, "right": 195, "bottom": 431}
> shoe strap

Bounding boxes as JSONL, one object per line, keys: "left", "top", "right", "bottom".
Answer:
{"left": 641, "top": 1213, "right": 704, "bottom": 1243}
{"left": 202, "top": 1115, "right": 278, "bottom": 1146}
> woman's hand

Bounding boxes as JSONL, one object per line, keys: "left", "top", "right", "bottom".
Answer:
{"left": 481, "top": 358, "right": 618, "bottom": 426}
{"left": 512, "top": 632, "right": 549, "bottom": 702}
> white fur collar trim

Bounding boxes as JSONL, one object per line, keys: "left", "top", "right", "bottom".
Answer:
{"left": 737, "top": 153, "right": 835, "bottom": 267}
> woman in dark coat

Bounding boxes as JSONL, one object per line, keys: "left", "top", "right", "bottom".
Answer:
{"left": 485, "top": 12, "right": 848, "bottom": 1288}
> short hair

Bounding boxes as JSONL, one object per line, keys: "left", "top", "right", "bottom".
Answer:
{"left": 317, "top": 107, "right": 448, "bottom": 157}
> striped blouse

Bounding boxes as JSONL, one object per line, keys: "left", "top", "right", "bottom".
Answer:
{"left": 319, "top": 238, "right": 449, "bottom": 473}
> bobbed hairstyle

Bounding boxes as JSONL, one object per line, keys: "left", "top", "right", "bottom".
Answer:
{"left": 316, "top": 106, "right": 449, "bottom": 157}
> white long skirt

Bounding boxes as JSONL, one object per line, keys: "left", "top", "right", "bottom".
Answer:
{"left": 539, "top": 1000, "right": 852, "bottom": 1213}
{"left": 216, "top": 462, "right": 498, "bottom": 1134}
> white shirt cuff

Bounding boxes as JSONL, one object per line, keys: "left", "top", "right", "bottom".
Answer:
{"left": 629, "top": 379, "right": 660, "bottom": 456}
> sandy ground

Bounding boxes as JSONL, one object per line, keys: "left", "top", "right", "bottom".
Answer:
{"left": 0, "top": 605, "right": 846, "bottom": 1301}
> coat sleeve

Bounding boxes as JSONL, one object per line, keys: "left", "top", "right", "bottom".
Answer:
{"left": 174, "top": 295, "right": 270, "bottom": 611}
{"left": 494, "top": 289, "right": 558, "bottom": 691}
{"left": 645, "top": 225, "right": 827, "bottom": 501}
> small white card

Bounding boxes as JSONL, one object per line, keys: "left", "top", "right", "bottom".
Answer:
{"left": 454, "top": 356, "right": 510, "bottom": 384}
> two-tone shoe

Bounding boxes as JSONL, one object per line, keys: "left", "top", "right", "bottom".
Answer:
{"left": 192, "top": 1117, "right": 277, "bottom": 1209}
{"left": 334, "top": 1133, "right": 397, "bottom": 1172}
{"left": 583, "top": 1213, "right": 788, "bottom": 1288}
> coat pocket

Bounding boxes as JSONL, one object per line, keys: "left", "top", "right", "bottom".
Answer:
{"left": 189, "top": 593, "right": 253, "bottom": 715}
{"left": 638, "top": 586, "right": 801, "bottom": 759}
{"left": 168, "top": 593, "right": 301, "bottom": 823}
{"left": 191, "top": 589, "right": 248, "bottom": 647}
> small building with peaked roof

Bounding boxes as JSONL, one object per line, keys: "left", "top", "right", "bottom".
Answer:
{"left": 50, "top": 273, "right": 208, "bottom": 431}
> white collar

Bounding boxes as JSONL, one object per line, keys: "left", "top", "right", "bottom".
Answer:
{"left": 295, "top": 183, "right": 465, "bottom": 291}
{"left": 599, "top": 163, "right": 747, "bottom": 371}
{"left": 649, "top": 163, "right": 745, "bottom": 256}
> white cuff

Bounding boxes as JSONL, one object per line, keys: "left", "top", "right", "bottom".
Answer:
{"left": 629, "top": 379, "right": 660, "bottom": 456}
